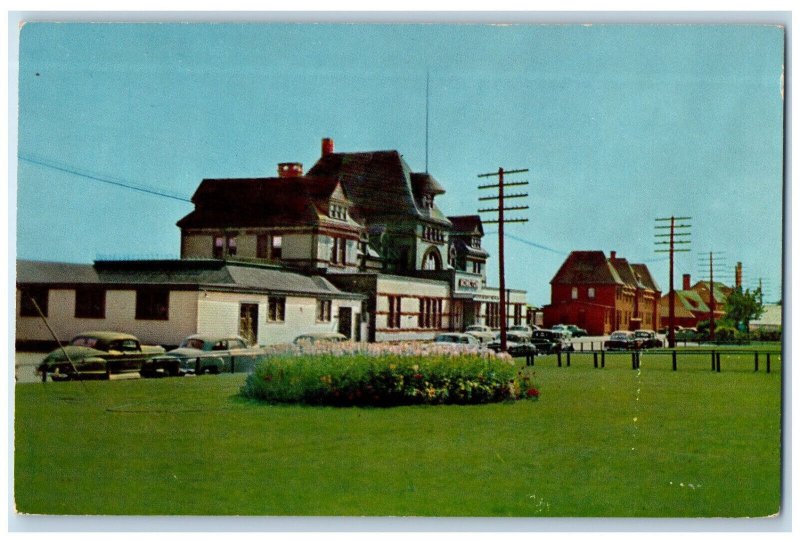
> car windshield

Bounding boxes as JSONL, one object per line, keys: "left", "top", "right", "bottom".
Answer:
{"left": 180, "top": 338, "right": 207, "bottom": 350}
{"left": 635, "top": 331, "right": 651, "bottom": 338}
{"left": 466, "top": 326, "right": 485, "bottom": 332}
{"left": 611, "top": 332, "right": 630, "bottom": 339}
{"left": 435, "top": 335, "right": 459, "bottom": 343}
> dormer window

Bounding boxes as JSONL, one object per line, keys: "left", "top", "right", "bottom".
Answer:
{"left": 421, "top": 194, "right": 434, "bottom": 209}
{"left": 471, "top": 236, "right": 481, "bottom": 248}
{"left": 329, "top": 203, "right": 347, "bottom": 221}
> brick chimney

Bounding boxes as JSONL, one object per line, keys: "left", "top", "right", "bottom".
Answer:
{"left": 683, "top": 274, "right": 691, "bottom": 290}
{"left": 277, "top": 162, "right": 303, "bottom": 178}
{"left": 610, "top": 251, "right": 616, "bottom": 261}
{"left": 735, "top": 262, "right": 743, "bottom": 288}
{"left": 322, "top": 137, "right": 335, "bottom": 156}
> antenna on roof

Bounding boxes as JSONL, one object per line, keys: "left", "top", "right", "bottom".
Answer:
{"left": 425, "top": 71, "right": 430, "bottom": 173}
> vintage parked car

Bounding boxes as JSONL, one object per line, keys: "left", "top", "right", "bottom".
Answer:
{"left": 634, "top": 329, "right": 664, "bottom": 349}
{"left": 487, "top": 332, "right": 538, "bottom": 357}
{"left": 293, "top": 332, "right": 349, "bottom": 344}
{"left": 530, "top": 329, "right": 573, "bottom": 354}
{"left": 142, "top": 334, "right": 262, "bottom": 376}
{"left": 464, "top": 324, "right": 496, "bottom": 344}
{"left": 508, "top": 325, "right": 535, "bottom": 339}
{"left": 550, "top": 324, "right": 573, "bottom": 339}
{"left": 565, "top": 325, "right": 588, "bottom": 338}
{"left": 433, "top": 333, "right": 481, "bottom": 348}
{"left": 604, "top": 331, "right": 644, "bottom": 351}
{"left": 36, "top": 331, "right": 166, "bottom": 381}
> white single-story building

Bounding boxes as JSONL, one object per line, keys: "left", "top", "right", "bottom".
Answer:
{"left": 16, "top": 259, "right": 364, "bottom": 349}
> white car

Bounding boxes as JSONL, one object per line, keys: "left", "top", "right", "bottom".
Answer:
{"left": 508, "top": 325, "right": 535, "bottom": 339}
{"left": 464, "top": 324, "right": 495, "bottom": 344}
{"left": 433, "top": 333, "right": 481, "bottom": 348}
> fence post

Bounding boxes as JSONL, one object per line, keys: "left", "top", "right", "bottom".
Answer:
{"left": 557, "top": 351, "right": 562, "bottom": 367}
{"left": 716, "top": 352, "right": 721, "bottom": 373}
{"left": 567, "top": 351, "right": 571, "bottom": 367}
{"left": 767, "top": 353, "right": 771, "bottom": 374}
{"left": 672, "top": 350, "right": 677, "bottom": 371}
{"left": 754, "top": 352, "right": 759, "bottom": 372}
{"left": 593, "top": 352, "right": 598, "bottom": 369}
{"left": 601, "top": 350, "right": 605, "bottom": 368}
{"left": 711, "top": 350, "right": 716, "bottom": 371}
{"left": 632, "top": 351, "right": 637, "bottom": 370}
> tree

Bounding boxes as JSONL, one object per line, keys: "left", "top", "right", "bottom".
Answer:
{"left": 724, "top": 286, "right": 765, "bottom": 331}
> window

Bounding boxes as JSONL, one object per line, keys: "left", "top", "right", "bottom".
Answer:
{"left": 417, "top": 297, "right": 442, "bottom": 329}
{"left": 486, "top": 302, "right": 500, "bottom": 328}
{"left": 213, "top": 236, "right": 225, "bottom": 259}
{"left": 271, "top": 235, "right": 282, "bottom": 259}
{"left": 588, "top": 287, "right": 596, "bottom": 299}
{"left": 268, "top": 297, "right": 285, "bottom": 322}
{"left": 239, "top": 303, "right": 258, "bottom": 344}
{"left": 472, "top": 261, "right": 482, "bottom": 274}
{"left": 422, "top": 247, "right": 442, "bottom": 271}
{"left": 135, "top": 289, "right": 169, "bottom": 320}
{"left": 331, "top": 237, "right": 347, "bottom": 265}
{"left": 316, "top": 299, "right": 332, "bottom": 322}
{"left": 227, "top": 236, "right": 237, "bottom": 256}
{"left": 514, "top": 304, "right": 523, "bottom": 326}
{"left": 329, "top": 203, "right": 347, "bottom": 220}
{"left": 20, "top": 286, "right": 49, "bottom": 317}
{"left": 387, "top": 296, "right": 402, "bottom": 328}
{"left": 257, "top": 235, "right": 270, "bottom": 259}
{"left": 571, "top": 287, "right": 578, "bottom": 300}
{"left": 75, "top": 287, "right": 106, "bottom": 319}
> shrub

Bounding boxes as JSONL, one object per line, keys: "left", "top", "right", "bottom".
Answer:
{"left": 241, "top": 342, "right": 538, "bottom": 407}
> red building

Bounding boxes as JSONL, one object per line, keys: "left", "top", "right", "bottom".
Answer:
{"left": 543, "top": 251, "right": 661, "bottom": 335}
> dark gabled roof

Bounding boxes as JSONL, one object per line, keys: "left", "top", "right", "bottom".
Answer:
{"left": 690, "top": 281, "right": 731, "bottom": 305}
{"left": 448, "top": 215, "right": 484, "bottom": 236}
{"left": 610, "top": 258, "right": 646, "bottom": 289}
{"left": 551, "top": 251, "right": 623, "bottom": 285}
{"left": 16, "top": 259, "right": 362, "bottom": 299}
{"left": 631, "top": 263, "right": 661, "bottom": 293}
{"left": 411, "top": 172, "right": 446, "bottom": 195}
{"left": 306, "top": 150, "right": 451, "bottom": 227}
{"left": 452, "top": 238, "right": 490, "bottom": 259}
{"left": 177, "top": 176, "right": 344, "bottom": 229}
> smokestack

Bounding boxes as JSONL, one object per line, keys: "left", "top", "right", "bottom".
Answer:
{"left": 735, "top": 262, "right": 743, "bottom": 288}
{"left": 610, "top": 251, "right": 616, "bottom": 261}
{"left": 322, "top": 137, "right": 334, "bottom": 156}
{"left": 683, "top": 274, "right": 691, "bottom": 291}
{"left": 277, "top": 162, "right": 303, "bottom": 178}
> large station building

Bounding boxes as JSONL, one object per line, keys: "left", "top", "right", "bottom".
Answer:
{"left": 16, "top": 138, "right": 528, "bottom": 348}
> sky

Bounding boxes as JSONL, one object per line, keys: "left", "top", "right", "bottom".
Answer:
{"left": 12, "top": 20, "right": 786, "bottom": 307}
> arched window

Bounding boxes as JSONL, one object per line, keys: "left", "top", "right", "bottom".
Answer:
{"left": 422, "top": 247, "right": 442, "bottom": 271}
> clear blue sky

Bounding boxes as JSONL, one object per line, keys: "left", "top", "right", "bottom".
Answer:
{"left": 14, "top": 22, "right": 785, "bottom": 306}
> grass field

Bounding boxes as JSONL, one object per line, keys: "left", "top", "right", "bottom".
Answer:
{"left": 14, "top": 350, "right": 783, "bottom": 517}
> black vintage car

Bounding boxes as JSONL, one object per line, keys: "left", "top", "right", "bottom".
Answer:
{"left": 530, "top": 329, "right": 573, "bottom": 354}
{"left": 604, "top": 331, "right": 644, "bottom": 351}
{"left": 487, "top": 332, "right": 538, "bottom": 357}
{"left": 634, "top": 329, "right": 664, "bottom": 349}
{"left": 36, "top": 331, "right": 167, "bottom": 381}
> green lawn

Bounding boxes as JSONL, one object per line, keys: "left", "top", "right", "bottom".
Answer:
{"left": 14, "top": 353, "right": 782, "bottom": 517}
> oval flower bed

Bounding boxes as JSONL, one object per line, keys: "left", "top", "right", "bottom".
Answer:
{"left": 241, "top": 342, "right": 539, "bottom": 407}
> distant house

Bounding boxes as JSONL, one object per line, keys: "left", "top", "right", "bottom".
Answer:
{"left": 658, "top": 274, "right": 730, "bottom": 329}
{"left": 542, "top": 251, "right": 661, "bottom": 335}
{"left": 16, "top": 259, "right": 363, "bottom": 349}
{"left": 749, "top": 304, "right": 782, "bottom": 332}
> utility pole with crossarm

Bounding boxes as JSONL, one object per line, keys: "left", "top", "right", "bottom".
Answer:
{"left": 655, "top": 216, "right": 692, "bottom": 348}
{"left": 478, "top": 167, "right": 529, "bottom": 353}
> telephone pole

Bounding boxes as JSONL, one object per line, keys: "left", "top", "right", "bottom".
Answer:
{"left": 698, "top": 251, "right": 726, "bottom": 342}
{"left": 655, "top": 216, "right": 692, "bottom": 348}
{"left": 478, "top": 167, "right": 529, "bottom": 353}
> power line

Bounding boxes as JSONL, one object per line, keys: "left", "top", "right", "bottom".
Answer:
{"left": 19, "top": 154, "right": 192, "bottom": 203}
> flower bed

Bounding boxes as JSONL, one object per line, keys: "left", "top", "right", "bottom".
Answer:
{"left": 241, "top": 342, "right": 539, "bottom": 406}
